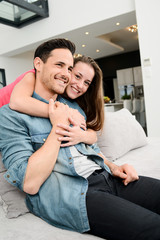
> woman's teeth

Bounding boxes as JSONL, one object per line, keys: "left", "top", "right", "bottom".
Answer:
{"left": 71, "top": 86, "right": 79, "bottom": 93}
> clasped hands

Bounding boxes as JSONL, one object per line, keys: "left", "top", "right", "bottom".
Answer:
{"left": 49, "top": 99, "right": 86, "bottom": 146}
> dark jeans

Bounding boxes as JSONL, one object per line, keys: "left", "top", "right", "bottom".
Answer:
{"left": 86, "top": 169, "right": 160, "bottom": 240}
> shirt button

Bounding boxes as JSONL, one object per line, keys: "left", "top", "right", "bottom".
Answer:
{"left": 7, "top": 175, "right": 10, "bottom": 178}
{"left": 81, "top": 193, "right": 84, "bottom": 195}
{"left": 13, "top": 180, "right": 16, "bottom": 183}
{"left": 43, "top": 138, "right": 46, "bottom": 142}
{"left": 69, "top": 157, "right": 72, "bottom": 160}
{"left": 69, "top": 162, "right": 72, "bottom": 165}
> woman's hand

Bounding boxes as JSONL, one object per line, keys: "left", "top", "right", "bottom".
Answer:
{"left": 69, "top": 108, "right": 86, "bottom": 130}
{"left": 55, "top": 117, "right": 85, "bottom": 147}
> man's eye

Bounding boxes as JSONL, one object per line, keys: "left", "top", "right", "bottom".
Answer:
{"left": 68, "top": 68, "right": 73, "bottom": 73}
{"left": 56, "top": 63, "right": 62, "bottom": 67}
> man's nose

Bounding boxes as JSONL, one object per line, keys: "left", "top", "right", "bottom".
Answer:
{"left": 61, "top": 68, "right": 71, "bottom": 80}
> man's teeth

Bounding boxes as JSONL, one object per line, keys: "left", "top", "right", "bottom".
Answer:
{"left": 58, "top": 79, "right": 65, "bottom": 84}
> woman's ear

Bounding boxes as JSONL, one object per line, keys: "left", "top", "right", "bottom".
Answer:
{"left": 34, "top": 57, "right": 42, "bottom": 72}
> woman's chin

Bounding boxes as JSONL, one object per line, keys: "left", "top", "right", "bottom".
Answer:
{"left": 68, "top": 95, "right": 77, "bottom": 100}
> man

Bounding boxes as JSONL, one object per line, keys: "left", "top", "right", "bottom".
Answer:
{"left": 0, "top": 38, "right": 160, "bottom": 240}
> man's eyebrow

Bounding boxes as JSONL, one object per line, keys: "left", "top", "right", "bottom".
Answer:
{"left": 57, "top": 61, "right": 73, "bottom": 69}
{"left": 57, "top": 61, "right": 65, "bottom": 65}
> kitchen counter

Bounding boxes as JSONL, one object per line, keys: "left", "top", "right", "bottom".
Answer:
{"left": 104, "top": 102, "right": 123, "bottom": 112}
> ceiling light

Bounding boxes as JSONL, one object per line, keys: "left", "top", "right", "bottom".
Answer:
{"left": 128, "top": 24, "right": 138, "bottom": 33}
{"left": 116, "top": 22, "right": 120, "bottom": 26}
{"left": 85, "top": 32, "right": 89, "bottom": 35}
{"left": 96, "top": 49, "right": 100, "bottom": 53}
{"left": 82, "top": 44, "right": 86, "bottom": 47}
{"left": 74, "top": 54, "right": 82, "bottom": 58}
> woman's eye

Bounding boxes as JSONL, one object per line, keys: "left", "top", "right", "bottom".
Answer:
{"left": 85, "top": 81, "right": 90, "bottom": 86}
{"left": 75, "top": 74, "right": 80, "bottom": 79}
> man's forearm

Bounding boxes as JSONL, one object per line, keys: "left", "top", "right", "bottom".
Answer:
{"left": 23, "top": 100, "right": 71, "bottom": 195}
{"left": 98, "top": 152, "right": 115, "bottom": 170}
{"left": 23, "top": 125, "right": 62, "bottom": 195}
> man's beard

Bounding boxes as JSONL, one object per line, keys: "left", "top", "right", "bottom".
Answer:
{"left": 42, "top": 79, "right": 66, "bottom": 95}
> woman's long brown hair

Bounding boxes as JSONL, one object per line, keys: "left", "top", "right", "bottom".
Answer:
{"left": 74, "top": 56, "right": 104, "bottom": 131}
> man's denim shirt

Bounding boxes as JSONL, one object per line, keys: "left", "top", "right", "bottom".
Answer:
{"left": 0, "top": 93, "right": 111, "bottom": 233}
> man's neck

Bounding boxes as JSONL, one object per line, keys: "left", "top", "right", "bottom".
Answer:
{"left": 34, "top": 79, "right": 57, "bottom": 101}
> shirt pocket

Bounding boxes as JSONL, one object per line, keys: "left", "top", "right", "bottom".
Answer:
{"left": 31, "top": 133, "right": 49, "bottom": 151}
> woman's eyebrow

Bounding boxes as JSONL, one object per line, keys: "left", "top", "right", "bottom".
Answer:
{"left": 77, "top": 71, "right": 92, "bottom": 82}
{"left": 77, "top": 71, "right": 83, "bottom": 77}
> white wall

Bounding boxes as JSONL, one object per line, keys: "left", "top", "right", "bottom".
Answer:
{"left": 135, "top": 0, "right": 160, "bottom": 137}
{"left": 0, "top": 52, "right": 33, "bottom": 85}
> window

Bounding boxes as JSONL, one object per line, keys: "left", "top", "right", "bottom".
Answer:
{"left": 0, "top": 0, "right": 49, "bottom": 28}
{"left": 0, "top": 69, "right": 6, "bottom": 89}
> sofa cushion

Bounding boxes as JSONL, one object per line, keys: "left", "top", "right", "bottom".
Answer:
{"left": 0, "top": 153, "right": 29, "bottom": 218}
{"left": 0, "top": 171, "right": 29, "bottom": 218}
{"left": 97, "top": 108, "right": 147, "bottom": 161}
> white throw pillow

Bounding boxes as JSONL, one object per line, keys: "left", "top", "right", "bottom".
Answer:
{"left": 97, "top": 108, "right": 147, "bottom": 161}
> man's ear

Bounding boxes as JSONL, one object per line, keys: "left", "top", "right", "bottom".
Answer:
{"left": 34, "top": 57, "right": 42, "bottom": 71}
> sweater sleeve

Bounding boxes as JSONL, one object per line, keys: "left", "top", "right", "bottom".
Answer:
{"left": 0, "top": 69, "right": 35, "bottom": 108}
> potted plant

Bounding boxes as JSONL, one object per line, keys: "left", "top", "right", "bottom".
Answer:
{"left": 121, "top": 94, "right": 132, "bottom": 112}
{"left": 121, "top": 94, "right": 131, "bottom": 100}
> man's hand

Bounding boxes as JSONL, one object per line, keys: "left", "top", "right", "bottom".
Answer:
{"left": 49, "top": 99, "right": 70, "bottom": 126}
{"left": 100, "top": 153, "right": 139, "bottom": 186}
{"left": 109, "top": 163, "right": 139, "bottom": 185}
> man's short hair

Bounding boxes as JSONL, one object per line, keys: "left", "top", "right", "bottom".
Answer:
{"left": 34, "top": 38, "right": 76, "bottom": 63}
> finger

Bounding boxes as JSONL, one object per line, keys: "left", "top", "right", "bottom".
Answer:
{"left": 55, "top": 101, "right": 65, "bottom": 108}
{"left": 57, "top": 124, "right": 72, "bottom": 131}
{"left": 68, "top": 117, "right": 78, "bottom": 126}
{"left": 56, "top": 129, "right": 71, "bottom": 136}
{"left": 49, "top": 99, "right": 55, "bottom": 113}
{"left": 123, "top": 174, "right": 135, "bottom": 186}
{"left": 54, "top": 101, "right": 59, "bottom": 107}
{"left": 58, "top": 137, "right": 72, "bottom": 142}
{"left": 117, "top": 171, "right": 127, "bottom": 180}
{"left": 80, "top": 124, "right": 86, "bottom": 131}
{"left": 60, "top": 142, "right": 72, "bottom": 147}
{"left": 112, "top": 168, "right": 127, "bottom": 179}
{"left": 123, "top": 178, "right": 129, "bottom": 186}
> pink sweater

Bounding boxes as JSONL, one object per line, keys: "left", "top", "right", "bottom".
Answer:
{"left": 0, "top": 69, "right": 35, "bottom": 108}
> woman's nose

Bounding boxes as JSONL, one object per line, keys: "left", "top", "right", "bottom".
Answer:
{"left": 77, "top": 81, "right": 83, "bottom": 89}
